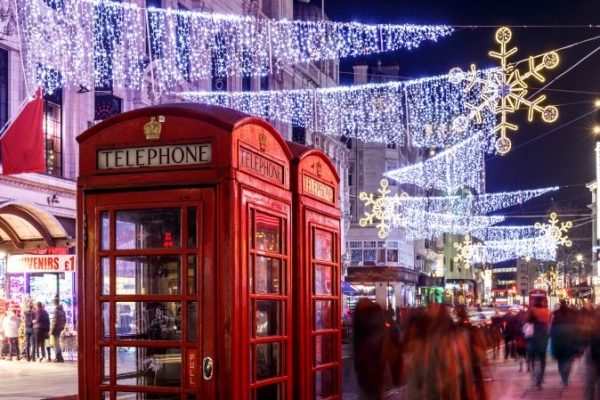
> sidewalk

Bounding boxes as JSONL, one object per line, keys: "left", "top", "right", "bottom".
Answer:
{"left": 0, "top": 357, "right": 78, "bottom": 400}
{"left": 0, "top": 348, "right": 591, "bottom": 399}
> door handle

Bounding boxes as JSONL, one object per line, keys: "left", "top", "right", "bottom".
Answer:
{"left": 203, "top": 357, "right": 214, "bottom": 380}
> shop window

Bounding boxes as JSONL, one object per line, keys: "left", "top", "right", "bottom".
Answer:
{"left": 44, "top": 90, "right": 63, "bottom": 177}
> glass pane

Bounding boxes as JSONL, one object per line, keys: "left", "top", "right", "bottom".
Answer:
{"left": 100, "top": 392, "right": 110, "bottom": 399}
{"left": 314, "top": 230, "right": 332, "bottom": 261}
{"left": 314, "top": 334, "right": 334, "bottom": 366}
{"left": 255, "top": 300, "right": 281, "bottom": 337}
{"left": 116, "top": 302, "right": 181, "bottom": 341}
{"left": 254, "top": 256, "right": 281, "bottom": 294}
{"left": 116, "top": 392, "right": 182, "bottom": 400}
{"left": 116, "top": 347, "right": 182, "bottom": 388}
{"left": 101, "top": 211, "right": 109, "bottom": 250}
{"left": 101, "top": 257, "right": 110, "bottom": 295}
{"left": 187, "top": 302, "right": 197, "bottom": 342}
{"left": 314, "top": 265, "right": 332, "bottom": 295}
{"left": 255, "top": 342, "right": 281, "bottom": 381}
{"left": 255, "top": 212, "right": 281, "bottom": 253}
{"left": 116, "top": 256, "right": 181, "bottom": 295}
{"left": 255, "top": 383, "right": 283, "bottom": 400}
{"left": 102, "top": 346, "right": 110, "bottom": 383}
{"left": 116, "top": 209, "right": 181, "bottom": 249}
{"left": 315, "top": 368, "right": 334, "bottom": 399}
{"left": 187, "top": 207, "right": 197, "bottom": 248}
{"left": 101, "top": 302, "right": 110, "bottom": 339}
{"left": 187, "top": 255, "right": 196, "bottom": 295}
{"left": 315, "top": 300, "right": 333, "bottom": 330}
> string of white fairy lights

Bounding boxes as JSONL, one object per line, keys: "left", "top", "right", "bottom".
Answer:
{"left": 400, "top": 186, "right": 558, "bottom": 215}
{"left": 17, "top": 0, "right": 453, "bottom": 93}
{"left": 453, "top": 213, "right": 573, "bottom": 264}
{"left": 384, "top": 131, "right": 489, "bottom": 192}
{"left": 180, "top": 69, "right": 498, "bottom": 146}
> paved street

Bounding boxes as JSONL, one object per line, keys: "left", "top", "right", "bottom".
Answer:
{"left": 343, "top": 347, "right": 590, "bottom": 400}
{"left": 0, "top": 347, "right": 592, "bottom": 399}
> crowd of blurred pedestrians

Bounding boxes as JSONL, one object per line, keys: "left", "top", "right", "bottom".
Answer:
{"left": 351, "top": 298, "right": 600, "bottom": 400}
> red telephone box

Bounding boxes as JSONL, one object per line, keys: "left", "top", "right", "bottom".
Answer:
{"left": 287, "top": 141, "right": 342, "bottom": 400}
{"left": 76, "top": 104, "right": 296, "bottom": 399}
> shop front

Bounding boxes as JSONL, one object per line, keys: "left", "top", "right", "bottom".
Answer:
{"left": 5, "top": 252, "right": 76, "bottom": 323}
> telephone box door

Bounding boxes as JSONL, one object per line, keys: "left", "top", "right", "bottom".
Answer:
{"left": 82, "top": 188, "right": 216, "bottom": 400}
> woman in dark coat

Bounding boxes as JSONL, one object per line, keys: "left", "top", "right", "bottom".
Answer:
{"left": 352, "top": 298, "right": 403, "bottom": 399}
{"left": 32, "top": 302, "right": 50, "bottom": 362}
{"left": 550, "top": 300, "right": 579, "bottom": 387}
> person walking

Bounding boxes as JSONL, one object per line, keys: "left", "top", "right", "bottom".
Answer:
{"left": 528, "top": 298, "right": 551, "bottom": 389}
{"left": 50, "top": 298, "right": 67, "bottom": 363}
{"left": 2, "top": 309, "right": 21, "bottom": 360}
{"left": 550, "top": 300, "right": 578, "bottom": 387}
{"left": 502, "top": 308, "right": 518, "bottom": 361}
{"left": 33, "top": 301, "right": 50, "bottom": 362}
{"left": 22, "top": 302, "right": 35, "bottom": 361}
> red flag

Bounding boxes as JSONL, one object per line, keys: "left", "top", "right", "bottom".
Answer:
{"left": 0, "top": 86, "right": 45, "bottom": 175}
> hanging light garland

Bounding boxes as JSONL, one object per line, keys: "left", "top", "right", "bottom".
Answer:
{"left": 469, "top": 237, "right": 557, "bottom": 263}
{"left": 449, "top": 27, "right": 559, "bottom": 154}
{"left": 385, "top": 131, "right": 488, "bottom": 193}
{"left": 401, "top": 186, "right": 558, "bottom": 216}
{"left": 403, "top": 210, "right": 504, "bottom": 240}
{"left": 469, "top": 225, "right": 543, "bottom": 242}
{"left": 180, "top": 69, "right": 498, "bottom": 145}
{"left": 17, "top": 0, "right": 453, "bottom": 92}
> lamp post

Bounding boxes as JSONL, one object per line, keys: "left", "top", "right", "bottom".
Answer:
{"left": 577, "top": 254, "right": 583, "bottom": 286}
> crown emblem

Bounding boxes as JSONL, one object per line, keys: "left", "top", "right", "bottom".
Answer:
{"left": 316, "top": 161, "right": 322, "bottom": 177}
{"left": 259, "top": 131, "right": 267, "bottom": 151}
{"left": 143, "top": 116, "right": 162, "bottom": 140}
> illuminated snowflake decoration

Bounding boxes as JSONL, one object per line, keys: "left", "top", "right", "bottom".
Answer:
{"left": 453, "top": 235, "right": 482, "bottom": 269}
{"left": 449, "top": 27, "right": 559, "bottom": 154}
{"left": 534, "top": 212, "right": 573, "bottom": 249}
{"left": 359, "top": 179, "right": 408, "bottom": 239}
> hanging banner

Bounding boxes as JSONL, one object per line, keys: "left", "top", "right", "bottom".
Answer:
{"left": 7, "top": 254, "right": 76, "bottom": 273}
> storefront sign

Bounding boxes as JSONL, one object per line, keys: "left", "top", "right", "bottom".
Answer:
{"left": 303, "top": 175, "right": 334, "bottom": 202}
{"left": 97, "top": 143, "right": 212, "bottom": 170}
{"left": 239, "top": 146, "right": 284, "bottom": 184}
{"left": 7, "top": 255, "right": 76, "bottom": 273}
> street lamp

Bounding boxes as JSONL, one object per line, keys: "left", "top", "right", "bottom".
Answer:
{"left": 577, "top": 254, "right": 583, "bottom": 286}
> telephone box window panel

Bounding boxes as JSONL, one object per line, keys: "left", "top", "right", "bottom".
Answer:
{"left": 115, "top": 209, "right": 181, "bottom": 250}
{"left": 115, "top": 256, "right": 181, "bottom": 296}
{"left": 254, "top": 211, "right": 282, "bottom": 253}
{"left": 314, "top": 229, "right": 333, "bottom": 262}
{"left": 252, "top": 256, "right": 282, "bottom": 295}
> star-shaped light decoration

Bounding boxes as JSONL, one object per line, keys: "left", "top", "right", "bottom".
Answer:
{"left": 453, "top": 235, "right": 482, "bottom": 269}
{"left": 449, "top": 27, "right": 559, "bottom": 155}
{"left": 359, "top": 179, "right": 408, "bottom": 239}
{"left": 534, "top": 212, "right": 573, "bottom": 249}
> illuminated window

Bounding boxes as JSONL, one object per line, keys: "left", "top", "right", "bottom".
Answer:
{"left": 44, "top": 90, "right": 63, "bottom": 177}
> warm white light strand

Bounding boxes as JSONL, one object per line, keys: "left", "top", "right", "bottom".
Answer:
{"left": 16, "top": 0, "right": 453, "bottom": 92}
{"left": 385, "top": 131, "right": 488, "bottom": 192}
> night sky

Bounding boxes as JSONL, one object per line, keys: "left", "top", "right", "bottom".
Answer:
{"left": 321, "top": 0, "right": 600, "bottom": 228}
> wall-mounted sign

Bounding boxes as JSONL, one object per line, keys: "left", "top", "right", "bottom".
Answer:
{"left": 7, "top": 255, "right": 76, "bottom": 273}
{"left": 98, "top": 143, "right": 211, "bottom": 170}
